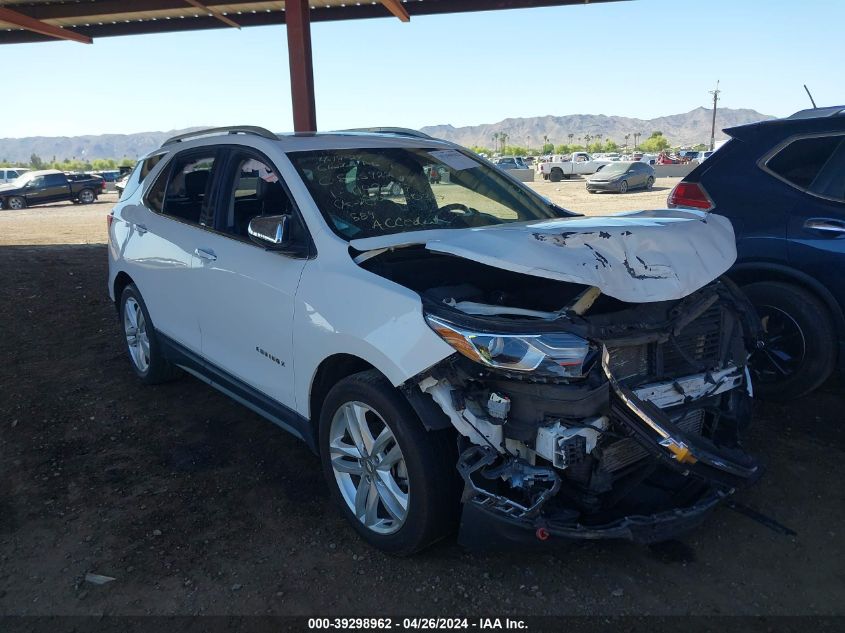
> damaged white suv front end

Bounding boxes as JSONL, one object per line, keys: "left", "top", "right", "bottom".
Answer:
{"left": 349, "top": 211, "right": 760, "bottom": 548}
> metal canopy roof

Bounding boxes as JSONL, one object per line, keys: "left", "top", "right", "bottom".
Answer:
{"left": 0, "top": 1, "right": 622, "bottom": 44}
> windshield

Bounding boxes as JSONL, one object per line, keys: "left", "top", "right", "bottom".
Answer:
{"left": 287, "top": 147, "right": 567, "bottom": 239}
{"left": 597, "top": 163, "right": 631, "bottom": 176}
{"left": 10, "top": 172, "right": 35, "bottom": 187}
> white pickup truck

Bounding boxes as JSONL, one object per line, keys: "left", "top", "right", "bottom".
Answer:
{"left": 539, "top": 152, "right": 609, "bottom": 181}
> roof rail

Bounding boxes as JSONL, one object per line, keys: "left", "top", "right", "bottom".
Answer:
{"left": 338, "top": 127, "right": 434, "bottom": 140}
{"left": 161, "top": 126, "right": 278, "bottom": 147}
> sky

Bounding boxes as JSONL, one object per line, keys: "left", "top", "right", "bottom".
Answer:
{"left": 2, "top": 0, "right": 842, "bottom": 138}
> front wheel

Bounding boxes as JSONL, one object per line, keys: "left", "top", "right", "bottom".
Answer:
{"left": 618, "top": 180, "right": 629, "bottom": 194}
{"left": 743, "top": 281, "right": 837, "bottom": 399}
{"left": 319, "top": 370, "right": 459, "bottom": 555}
{"left": 7, "top": 196, "right": 25, "bottom": 210}
{"left": 78, "top": 188, "right": 95, "bottom": 204}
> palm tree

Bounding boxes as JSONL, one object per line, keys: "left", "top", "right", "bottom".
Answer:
{"left": 492, "top": 133, "right": 500, "bottom": 153}
{"left": 584, "top": 134, "right": 592, "bottom": 145}
{"left": 567, "top": 133, "right": 574, "bottom": 147}
{"left": 624, "top": 133, "right": 630, "bottom": 150}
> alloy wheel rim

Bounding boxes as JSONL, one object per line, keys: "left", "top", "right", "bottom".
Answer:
{"left": 751, "top": 304, "right": 806, "bottom": 383}
{"left": 81, "top": 190, "right": 94, "bottom": 203}
{"left": 123, "top": 297, "right": 150, "bottom": 373}
{"left": 329, "top": 401, "right": 409, "bottom": 535}
{"left": 9, "top": 198, "right": 23, "bottom": 210}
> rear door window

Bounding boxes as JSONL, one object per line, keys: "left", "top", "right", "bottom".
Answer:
{"left": 147, "top": 152, "right": 218, "bottom": 226}
{"left": 766, "top": 135, "right": 843, "bottom": 190}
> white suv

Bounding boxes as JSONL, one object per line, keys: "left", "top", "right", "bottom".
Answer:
{"left": 109, "top": 126, "right": 761, "bottom": 554}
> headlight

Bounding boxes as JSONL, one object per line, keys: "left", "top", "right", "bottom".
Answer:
{"left": 426, "top": 314, "right": 591, "bottom": 378}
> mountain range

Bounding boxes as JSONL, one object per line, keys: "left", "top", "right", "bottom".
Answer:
{"left": 0, "top": 108, "right": 774, "bottom": 163}
{"left": 420, "top": 107, "right": 774, "bottom": 149}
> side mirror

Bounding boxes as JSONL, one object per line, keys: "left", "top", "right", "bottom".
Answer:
{"left": 248, "top": 214, "right": 291, "bottom": 249}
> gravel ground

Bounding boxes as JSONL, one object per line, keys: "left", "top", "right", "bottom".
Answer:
{"left": 0, "top": 187, "right": 843, "bottom": 617}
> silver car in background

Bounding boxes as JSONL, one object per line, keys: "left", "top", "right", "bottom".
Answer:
{"left": 586, "top": 161, "right": 655, "bottom": 194}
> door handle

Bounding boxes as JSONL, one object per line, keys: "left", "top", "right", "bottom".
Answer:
{"left": 135, "top": 224, "right": 147, "bottom": 235}
{"left": 194, "top": 248, "right": 217, "bottom": 262}
{"left": 804, "top": 219, "right": 845, "bottom": 235}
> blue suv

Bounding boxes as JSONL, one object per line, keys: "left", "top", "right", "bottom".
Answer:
{"left": 669, "top": 106, "right": 845, "bottom": 399}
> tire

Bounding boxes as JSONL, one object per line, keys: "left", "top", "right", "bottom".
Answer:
{"left": 119, "top": 284, "right": 176, "bottom": 384}
{"left": 7, "top": 196, "right": 25, "bottom": 210}
{"left": 619, "top": 180, "right": 629, "bottom": 194}
{"left": 78, "top": 188, "right": 95, "bottom": 204}
{"left": 743, "top": 281, "right": 837, "bottom": 400}
{"left": 646, "top": 176, "right": 655, "bottom": 190}
{"left": 588, "top": 189, "right": 597, "bottom": 194}
{"left": 319, "top": 370, "right": 459, "bottom": 555}
{"left": 549, "top": 168, "right": 563, "bottom": 183}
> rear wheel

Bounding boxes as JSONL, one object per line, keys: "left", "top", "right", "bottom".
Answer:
{"left": 319, "top": 370, "right": 459, "bottom": 555}
{"left": 119, "top": 284, "right": 176, "bottom": 384}
{"left": 549, "top": 168, "right": 562, "bottom": 182}
{"left": 646, "top": 176, "right": 655, "bottom": 190}
{"left": 743, "top": 281, "right": 837, "bottom": 399}
{"left": 78, "top": 188, "right": 95, "bottom": 204}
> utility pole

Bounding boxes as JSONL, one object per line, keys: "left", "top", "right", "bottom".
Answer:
{"left": 709, "top": 80, "right": 721, "bottom": 151}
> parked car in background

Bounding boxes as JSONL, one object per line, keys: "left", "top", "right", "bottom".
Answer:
{"left": 0, "top": 169, "right": 102, "bottom": 209}
{"left": 539, "top": 152, "right": 609, "bottom": 181}
{"left": 94, "top": 169, "right": 122, "bottom": 191}
{"left": 586, "top": 161, "right": 655, "bottom": 194}
{"left": 67, "top": 172, "right": 107, "bottom": 197}
{"left": 669, "top": 105, "right": 845, "bottom": 399}
{"left": 108, "top": 126, "right": 760, "bottom": 554}
{"left": 695, "top": 150, "right": 715, "bottom": 162}
{"left": 631, "top": 152, "right": 657, "bottom": 165}
{"left": 493, "top": 156, "right": 529, "bottom": 170}
{"left": 115, "top": 172, "right": 130, "bottom": 197}
{"left": 0, "top": 167, "right": 29, "bottom": 184}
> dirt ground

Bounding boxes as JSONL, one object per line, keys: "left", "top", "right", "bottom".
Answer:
{"left": 0, "top": 191, "right": 843, "bottom": 617}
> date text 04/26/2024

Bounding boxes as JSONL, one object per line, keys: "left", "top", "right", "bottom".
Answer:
{"left": 307, "top": 618, "right": 528, "bottom": 630}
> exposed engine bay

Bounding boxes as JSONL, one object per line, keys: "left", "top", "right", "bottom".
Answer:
{"left": 360, "top": 245, "right": 762, "bottom": 545}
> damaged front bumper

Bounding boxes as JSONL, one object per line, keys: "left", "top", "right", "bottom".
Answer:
{"left": 413, "top": 278, "right": 762, "bottom": 546}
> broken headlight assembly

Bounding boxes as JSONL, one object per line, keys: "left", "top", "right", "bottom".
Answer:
{"left": 425, "top": 314, "right": 591, "bottom": 378}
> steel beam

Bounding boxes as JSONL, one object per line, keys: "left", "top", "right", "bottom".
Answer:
{"left": 286, "top": 0, "right": 317, "bottom": 132}
{"left": 380, "top": 1, "right": 411, "bottom": 22}
{"left": 0, "top": 7, "right": 91, "bottom": 44}
{"left": 183, "top": 0, "right": 241, "bottom": 29}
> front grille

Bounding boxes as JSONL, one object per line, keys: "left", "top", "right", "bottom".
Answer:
{"left": 606, "top": 302, "right": 726, "bottom": 383}
{"left": 660, "top": 303, "right": 724, "bottom": 376}
{"left": 600, "top": 409, "right": 705, "bottom": 473}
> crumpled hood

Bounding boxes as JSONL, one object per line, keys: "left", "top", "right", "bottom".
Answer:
{"left": 350, "top": 209, "right": 737, "bottom": 302}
